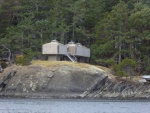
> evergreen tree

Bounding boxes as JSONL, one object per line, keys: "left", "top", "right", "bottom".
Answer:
{"left": 129, "top": 3, "right": 150, "bottom": 73}
{"left": 0, "top": 0, "right": 149, "bottom": 74}
{"left": 93, "top": 1, "right": 130, "bottom": 65}
{"left": 0, "top": 0, "right": 19, "bottom": 37}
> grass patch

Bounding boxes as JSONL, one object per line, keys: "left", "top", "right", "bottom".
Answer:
{"left": 31, "top": 60, "right": 93, "bottom": 69}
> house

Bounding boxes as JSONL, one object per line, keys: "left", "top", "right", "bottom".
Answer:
{"left": 42, "top": 40, "right": 90, "bottom": 62}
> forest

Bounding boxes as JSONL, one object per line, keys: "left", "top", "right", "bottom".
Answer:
{"left": 0, "top": 0, "right": 150, "bottom": 76}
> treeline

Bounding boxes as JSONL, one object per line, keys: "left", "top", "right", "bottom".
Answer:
{"left": 0, "top": 0, "right": 150, "bottom": 75}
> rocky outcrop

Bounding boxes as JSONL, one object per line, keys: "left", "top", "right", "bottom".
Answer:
{"left": 0, "top": 62, "right": 111, "bottom": 98}
{"left": 86, "top": 79, "right": 150, "bottom": 99}
{"left": 0, "top": 61, "right": 150, "bottom": 99}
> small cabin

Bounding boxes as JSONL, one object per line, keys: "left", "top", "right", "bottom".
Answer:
{"left": 42, "top": 40, "right": 67, "bottom": 61}
{"left": 67, "top": 41, "right": 90, "bottom": 62}
{"left": 42, "top": 40, "right": 90, "bottom": 62}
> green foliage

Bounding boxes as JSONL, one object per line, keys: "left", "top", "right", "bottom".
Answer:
{"left": 92, "top": 1, "right": 150, "bottom": 75}
{"left": 95, "top": 59, "right": 116, "bottom": 68}
{"left": 145, "top": 64, "right": 150, "bottom": 73}
{"left": 145, "top": 61, "right": 150, "bottom": 73}
{"left": 0, "top": 0, "right": 19, "bottom": 37}
{"left": 0, "top": 0, "right": 149, "bottom": 75}
{"left": 0, "top": 61, "right": 8, "bottom": 69}
{"left": 24, "top": 49, "right": 37, "bottom": 64}
{"left": 15, "top": 49, "right": 38, "bottom": 65}
{"left": 114, "top": 58, "right": 136, "bottom": 77}
{"left": 116, "top": 71, "right": 128, "bottom": 77}
{"left": 105, "top": 59, "right": 116, "bottom": 66}
{"left": 15, "top": 55, "right": 25, "bottom": 65}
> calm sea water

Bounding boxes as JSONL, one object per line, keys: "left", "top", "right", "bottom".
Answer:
{"left": 0, "top": 99, "right": 150, "bottom": 113}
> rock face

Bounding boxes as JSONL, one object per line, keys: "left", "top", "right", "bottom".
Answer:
{"left": 0, "top": 62, "right": 111, "bottom": 98}
{"left": 0, "top": 61, "right": 150, "bottom": 99}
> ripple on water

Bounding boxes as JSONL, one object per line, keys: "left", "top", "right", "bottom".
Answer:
{"left": 0, "top": 99, "right": 149, "bottom": 113}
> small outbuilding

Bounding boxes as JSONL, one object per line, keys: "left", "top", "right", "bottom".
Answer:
{"left": 67, "top": 41, "right": 90, "bottom": 62}
{"left": 42, "top": 40, "right": 90, "bottom": 62}
{"left": 42, "top": 40, "right": 67, "bottom": 61}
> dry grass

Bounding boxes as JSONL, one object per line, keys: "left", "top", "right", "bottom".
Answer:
{"left": 117, "top": 76, "right": 142, "bottom": 83}
{"left": 31, "top": 60, "right": 117, "bottom": 79}
{"left": 96, "top": 65, "right": 110, "bottom": 72}
{"left": 31, "top": 60, "right": 94, "bottom": 69}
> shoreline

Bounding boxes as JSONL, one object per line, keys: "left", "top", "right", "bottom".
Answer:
{"left": 0, "top": 63, "right": 150, "bottom": 101}
{"left": 0, "top": 92, "right": 150, "bottom": 101}
{"left": 0, "top": 96, "right": 150, "bottom": 102}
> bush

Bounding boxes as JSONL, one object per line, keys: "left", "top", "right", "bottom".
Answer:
{"left": 0, "top": 61, "right": 8, "bottom": 68}
{"left": 15, "top": 55, "right": 26, "bottom": 65}
{"left": 116, "top": 71, "right": 128, "bottom": 77}
{"left": 105, "top": 59, "right": 116, "bottom": 67}
{"left": 114, "top": 58, "right": 136, "bottom": 78}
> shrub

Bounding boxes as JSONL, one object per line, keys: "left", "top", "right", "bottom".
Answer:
{"left": 116, "top": 71, "right": 128, "bottom": 77}
{"left": 114, "top": 58, "right": 136, "bottom": 78}
{"left": 0, "top": 61, "right": 8, "bottom": 68}
{"left": 15, "top": 55, "right": 26, "bottom": 65}
{"left": 105, "top": 59, "right": 116, "bottom": 67}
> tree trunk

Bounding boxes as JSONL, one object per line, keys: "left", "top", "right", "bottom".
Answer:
{"left": 40, "top": 29, "right": 43, "bottom": 44}
{"left": 118, "top": 42, "right": 122, "bottom": 64}
{"left": 60, "top": 32, "right": 65, "bottom": 44}
{"left": 21, "top": 32, "right": 24, "bottom": 53}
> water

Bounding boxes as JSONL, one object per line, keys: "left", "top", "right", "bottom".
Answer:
{"left": 0, "top": 99, "right": 150, "bottom": 113}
